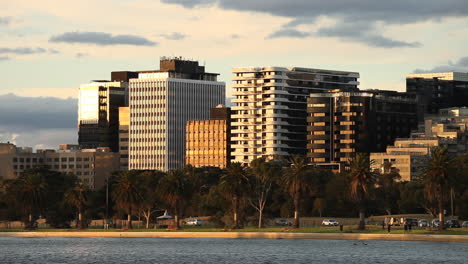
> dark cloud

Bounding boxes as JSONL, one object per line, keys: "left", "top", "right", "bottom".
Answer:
{"left": 0, "top": 56, "right": 10, "bottom": 61}
{"left": 0, "top": 47, "right": 48, "bottom": 55}
{"left": 316, "top": 22, "right": 421, "bottom": 48}
{"left": 160, "top": 32, "right": 187, "bottom": 40}
{"left": 49, "top": 31, "right": 158, "bottom": 46}
{"left": 414, "top": 57, "right": 468, "bottom": 73}
{"left": 0, "top": 17, "right": 12, "bottom": 25}
{"left": 162, "top": 0, "right": 213, "bottom": 8}
{"left": 0, "top": 94, "right": 78, "bottom": 149}
{"left": 267, "top": 29, "right": 312, "bottom": 39}
{"left": 0, "top": 93, "right": 77, "bottom": 130}
{"left": 162, "top": 0, "right": 468, "bottom": 47}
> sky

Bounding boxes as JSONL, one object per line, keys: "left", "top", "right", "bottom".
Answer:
{"left": 1, "top": 0, "right": 468, "bottom": 149}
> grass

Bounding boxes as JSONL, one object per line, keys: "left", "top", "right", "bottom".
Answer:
{"left": 2, "top": 225, "right": 468, "bottom": 235}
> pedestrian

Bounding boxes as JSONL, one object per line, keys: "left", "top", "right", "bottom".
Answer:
{"left": 409, "top": 223, "right": 412, "bottom": 232}
{"left": 387, "top": 224, "right": 391, "bottom": 233}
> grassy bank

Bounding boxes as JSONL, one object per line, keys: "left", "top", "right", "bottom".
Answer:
{"left": 1, "top": 226, "right": 468, "bottom": 235}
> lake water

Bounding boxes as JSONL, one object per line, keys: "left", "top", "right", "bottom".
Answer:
{"left": 0, "top": 237, "right": 467, "bottom": 263}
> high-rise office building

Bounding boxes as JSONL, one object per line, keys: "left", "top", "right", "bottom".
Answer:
{"left": 230, "top": 66, "right": 359, "bottom": 164}
{"left": 78, "top": 80, "right": 127, "bottom": 152}
{"left": 307, "top": 89, "right": 417, "bottom": 171}
{"left": 186, "top": 105, "right": 231, "bottom": 168}
{"left": 406, "top": 72, "right": 468, "bottom": 120}
{"left": 129, "top": 57, "right": 225, "bottom": 171}
{"left": 118, "top": 107, "right": 130, "bottom": 170}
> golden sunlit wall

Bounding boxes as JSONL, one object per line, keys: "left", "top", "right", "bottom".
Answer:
{"left": 186, "top": 119, "right": 228, "bottom": 168}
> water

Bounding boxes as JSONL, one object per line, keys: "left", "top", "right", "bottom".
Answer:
{"left": 0, "top": 237, "right": 467, "bottom": 263}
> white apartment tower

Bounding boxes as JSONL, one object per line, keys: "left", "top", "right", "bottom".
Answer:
{"left": 231, "top": 66, "right": 359, "bottom": 164}
{"left": 129, "top": 58, "right": 225, "bottom": 171}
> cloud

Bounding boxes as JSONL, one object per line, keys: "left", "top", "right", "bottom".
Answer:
{"left": 0, "top": 93, "right": 77, "bottom": 130}
{"left": 0, "top": 56, "right": 10, "bottom": 61}
{"left": 160, "top": 32, "right": 187, "bottom": 40}
{"left": 0, "top": 47, "right": 48, "bottom": 55}
{"left": 0, "top": 94, "right": 78, "bottom": 149}
{"left": 0, "top": 17, "right": 12, "bottom": 26}
{"left": 162, "top": 0, "right": 468, "bottom": 47}
{"left": 316, "top": 22, "right": 422, "bottom": 48}
{"left": 230, "top": 34, "right": 241, "bottom": 39}
{"left": 267, "top": 29, "right": 312, "bottom": 39}
{"left": 49, "top": 31, "right": 158, "bottom": 46}
{"left": 413, "top": 57, "right": 468, "bottom": 73}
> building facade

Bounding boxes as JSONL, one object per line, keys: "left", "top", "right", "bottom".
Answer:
{"left": 78, "top": 81, "right": 127, "bottom": 152}
{"left": 230, "top": 66, "right": 359, "bottom": 164}
{"left": 307, "top": 90, "right": 417, "bottom": 168}
{"left": 185, "top": 106, "right": 231, "bottom": 168}
{"left": 0, "top": 143, "right": 120, "bottom": 189}
{"left": 370, "top": 107, "right": 468, "bottom": 181}
{"left": 118, "top": 107, "right": 129, "bottom": 170}
{"left": 406, "top": 72, "right": 468, "bottom": 120}
{"left": 129, "top": 58, "right": 225, "bottom": 171}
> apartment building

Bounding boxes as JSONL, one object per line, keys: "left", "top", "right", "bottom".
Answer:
{"left": 186, "top": 106, "right": 231, "bottom": 168}
{"left": 230, "top": 66, "right": 359, "bottom": 164}
{"left": 307, "top": 89, "right": 417, "bottom": 169}
{"left": 406, "top": 72, "right": 468, "bottom": 120}
{"left": 0, "top": 143, "right": 119, "bottom": 189}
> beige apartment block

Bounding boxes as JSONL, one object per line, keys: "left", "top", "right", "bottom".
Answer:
{"left": 0, "top": 143, "right": 119, "bottom": 190}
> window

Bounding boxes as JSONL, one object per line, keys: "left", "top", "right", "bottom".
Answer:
{"left": 313, "top": 131, "right": 325, "bottom": 135}
{"left": 69, "top": 158, "right": 75, "bottom": 162}
{"left": 61, "top": 158, "right": 67, "bottom": 162}
{"left": 313, "top": 113, "right": 325, "bottom": 117}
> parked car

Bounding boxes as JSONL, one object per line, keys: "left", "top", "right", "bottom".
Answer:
{"left": 185, "top": 218, "right": 203, "bottom": 226}
{"left": 275, "top": 219, "right": 292, "bottom": 226}
{"left": 446, "top": 220, "right": 461, "bottom": 228}
{"left": 431, "top": 219, "right": 440, "bottom": 228}
{"left": 462, "top": 221, "right": 468, "bottom": 228}
{"left": 418, "top": 219, "right": 429, "bottom": 227}
{"left": 322, "top": 219, "right": 339, "bottom": 226}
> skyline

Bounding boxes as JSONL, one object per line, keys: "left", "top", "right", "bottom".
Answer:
{"left": 2, "top": 0, "right": 468, "bottom": 148}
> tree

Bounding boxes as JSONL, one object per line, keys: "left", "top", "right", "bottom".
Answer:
{"left": 423, "top": 147, "right": 454, "bottom": 231}
{"left": 112, "top": 171, "right": 142, "bottom": 229}
{"left": 248, "top": 158, "right": 281, "bottom": 228}
{"left": 64, "top": 182, "right": 89, "bottom": 229}
{"left": 349, "top": 153, "right": 377, "bottom": 230}
{"left": 376, "top": 161, "right": 401, "bottom": 215}
{"left": 15, "top": 171, "right": 48, "bottom": 229}
{"left": 137, "top": 171, "right": 164, "bottom": 229}
{"left": 282, "top": 155, "right": 312, "bottom": 228}
{"left": 313, "top": 198, "right": 326, "bottom": 217}
{"left": 159, "top": 169, "right": 193, "bottom": 229}
{"left": 219, "top": 162, "right": 249, "bottom": 228}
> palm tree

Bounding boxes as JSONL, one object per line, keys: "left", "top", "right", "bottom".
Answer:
{"left": 112, "top": 171, "right": 142, "bottom": 229}
{"left": 377, "top": 160, "right": 401, "bottom": 215}
{"left": 159, "top": 169, "right": 193, "bottom": 229}
{"left": 282, "top": 155, "right": 311, "bottom": 229}
{"left": 248, "top": 158, "right": 281, "bottom": 228}
{"left": 219, "top": 162, "right": 249, "bottom": 229}
{"left": 65, "top": 182, "right": 89, "bottom": 229}
{"left": 349, "top": 153, "right": 377, "bottom": 230}
{"left": 423, "top": 147, "right": 454, "bottom": 231}
{"left": 15, "top": 172, "right": 47, "bottom": 229}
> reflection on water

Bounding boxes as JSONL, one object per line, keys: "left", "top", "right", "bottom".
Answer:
{"left": 1, "top": 237, "right": 467, "bottom": 264}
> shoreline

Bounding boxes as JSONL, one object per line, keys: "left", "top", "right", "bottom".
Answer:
{"left": 1, "top": 231, "right": 467, "bottom": 242}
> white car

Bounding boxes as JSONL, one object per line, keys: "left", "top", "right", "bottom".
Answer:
{"left": 322, "top": 219, "right": 339, "bottom": 226}
{"left": 185, "top": 219, "right": 203, "bottom": 226}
